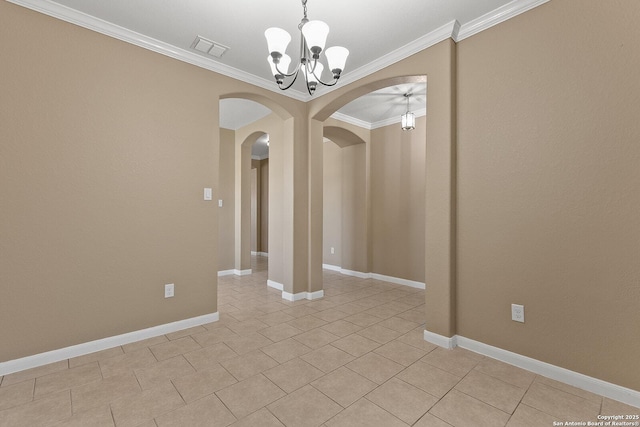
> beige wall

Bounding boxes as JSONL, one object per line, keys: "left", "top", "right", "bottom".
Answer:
{"left": 0, "top": 1, "right": 302, "bottom": 362}
{"left": 260, "top": 159, "right": 269, "bottom": 253}
{"left": 457, "top": 1, "right": 640, "bottom": 390}
{"left": 218, "top": 128, "right": 236, "bottom": 271}
{"left": 0, "top": 2, "right": 224, "bottom": 361}
{"left": 250, "top": 158, "right": 269, "bottom": 254}
{"left": 322, "top": 139, "right": 367, "bottom": 273}
{"left": 341, "top": 143, "right": 368, "bottom": 273}
{"left": 323, "top": 141, "right": 343, "bottom": 267}
{"left": 370, "top": 118, "right": 426, "bottom": 282}
{"left": 251, "top": 167, "right": 259, "bottom": 252}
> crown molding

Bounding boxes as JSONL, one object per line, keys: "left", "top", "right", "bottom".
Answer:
{"left": 331, "top": 108, "right": 427, "bottom": 130}
{"left": 326, "top": 20, "right": 459, "bottom": 95}
{"left": 455, "top": 0, "right": 551, "bottom": 41}
{"left": 329, "top": 112, "right": 374, "bottom": 130}
{"left": 9, "top": 0, "right": 549, "bottom": 104}
{"left": 370, "top": 108, "right": 427, "bottom": 130}
{"left": 6, "top": 0, "right": 309, "bottom": 101}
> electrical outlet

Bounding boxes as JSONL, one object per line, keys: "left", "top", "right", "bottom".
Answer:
{"left": 511, "top": 304, "right": 524, "bottom": 323}
{"left": 165, "top": 283, "right": 175, "bottom": 298}
{"left": 330, "top": 247, "right": 335, "bottom": 254}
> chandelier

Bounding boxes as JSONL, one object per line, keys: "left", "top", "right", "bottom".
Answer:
{"left": 401, "top": 93, "right": 416, "bottom": 131}
{"left": 265, "top": 0, "right": 349, "bottom": 95}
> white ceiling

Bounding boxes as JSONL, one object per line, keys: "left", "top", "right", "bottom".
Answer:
{"left": 39, "top": 0, "right": 516, "bottom": 93}
{"left": 12, "top": 0, "right": 548, "bottom": 128}
{"left": 334, "top": 82, "right": 427, "bottom": 129}
{"left": 219, "top": 99, "right": 272, "bottom": 131}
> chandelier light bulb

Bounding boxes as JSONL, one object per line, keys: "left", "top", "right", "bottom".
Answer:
{"left": 325, "top": 46, "right": 349, "bottom": 76}
{"left": 265, "top": 27, "right": 291, "bottom": 57}
{"left": 301, "top": 20, "right": 329, "bottom": 56}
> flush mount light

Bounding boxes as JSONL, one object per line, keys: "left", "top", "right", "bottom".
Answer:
{"left": 265, "top": 0, "right": 349, "bottom": 95}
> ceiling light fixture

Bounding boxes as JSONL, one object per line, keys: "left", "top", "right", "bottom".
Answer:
{"left": 265, "top": 0, "right": 349, "bottom": 96}
{"left": 401, "top": 93, "right": 415, "bottom": 131}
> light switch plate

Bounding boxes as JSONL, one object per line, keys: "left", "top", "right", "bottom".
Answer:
{"left": 204, "top": 188, "right": 212, "bottom": 201}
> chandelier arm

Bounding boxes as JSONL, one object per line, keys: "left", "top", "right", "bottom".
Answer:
{"left": 309, "top": 64, "right": 339, "bottom": 87}
{"left": 313, "top": 72, "right": 338, "bottom": 86}
{"left": 274, "top": 61, "right": 302, "bottom": 78}
{"left": 315, "top": 77, "right": 340, "bottom": 87}
{"left": 277, "top": 68, "right": 302, "bottom": 91}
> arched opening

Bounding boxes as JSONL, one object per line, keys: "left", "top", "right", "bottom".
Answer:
{"left": 218, "top": 99, "right": 268, "bottom": 275}
{"left": 308, "top": 66, "right": 458, "bottom": 340}
{"left": 217, "top": 95, "right": 293, "bottom": 295}
{"left": 322, "top": 127, "right": 368, "bottom": 275}
{"left": 318, "top": 78, "right": 428, "bottom": 282}
{"left": 219, "top": 100, "right": 269, "bottom": 275}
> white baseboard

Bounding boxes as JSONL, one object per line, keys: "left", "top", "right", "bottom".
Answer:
{"left": 370, "top": 273, "right": 425, "bottom": 289}
{"left": 307, "top": 290, "right": 325, "bottom": 300}
{"left": 220, "top": 269, "right": 252, "bottom": 277}
{"left": 282, "top": 291, "right": 306, "bottom": 302}
{"left": 322, "top": 264, "right": 426, "bottom": 289}
{"left": 269, "top": 280, "right": 323, "bottom": 301}
{"left": 322, "top": 263, "right": 341, "bottom": 272}
{"left": 267, "top": 280, "right": 284, "bottom": 291}
{"left": 0, "top": 313, "right": 219, "bottom": 376}
{"left": 423, "top": 330, "right": 640, "bottom": 409}
{"left": 423, "top": 330, "right": 458, "bottom": 349}
{"left": 282, "top": 290, "right": 325, "bottom": 301}
{"left": 340, "top": 268, "right": 371, "bottom": 279}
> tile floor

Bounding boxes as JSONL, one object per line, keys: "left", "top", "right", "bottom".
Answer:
{"left": 0, "top": 256, "right": 638, "bottom": 426}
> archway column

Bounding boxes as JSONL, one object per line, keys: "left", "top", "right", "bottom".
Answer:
{"left": 234, "top": 137, "right": 252, "bottom": 274}
{"left": 279, "top": 115, "right": 324, "bottom": 300}
{"left": 308, "top": 119, "right": 325, "bottom": 295}
{"left": 422, "top": 41, "right": 457, "bottom": 344}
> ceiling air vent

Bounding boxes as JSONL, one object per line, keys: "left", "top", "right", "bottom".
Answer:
{"left": 191, "top": 36, "right": 229, "bottom": 58}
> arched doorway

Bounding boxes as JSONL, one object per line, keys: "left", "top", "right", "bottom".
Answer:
{"left": 218, "top": 93, "right": 308, "bottom": 302}
{"left": 308, "top": 62, "right": 457, "bottom": 343}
